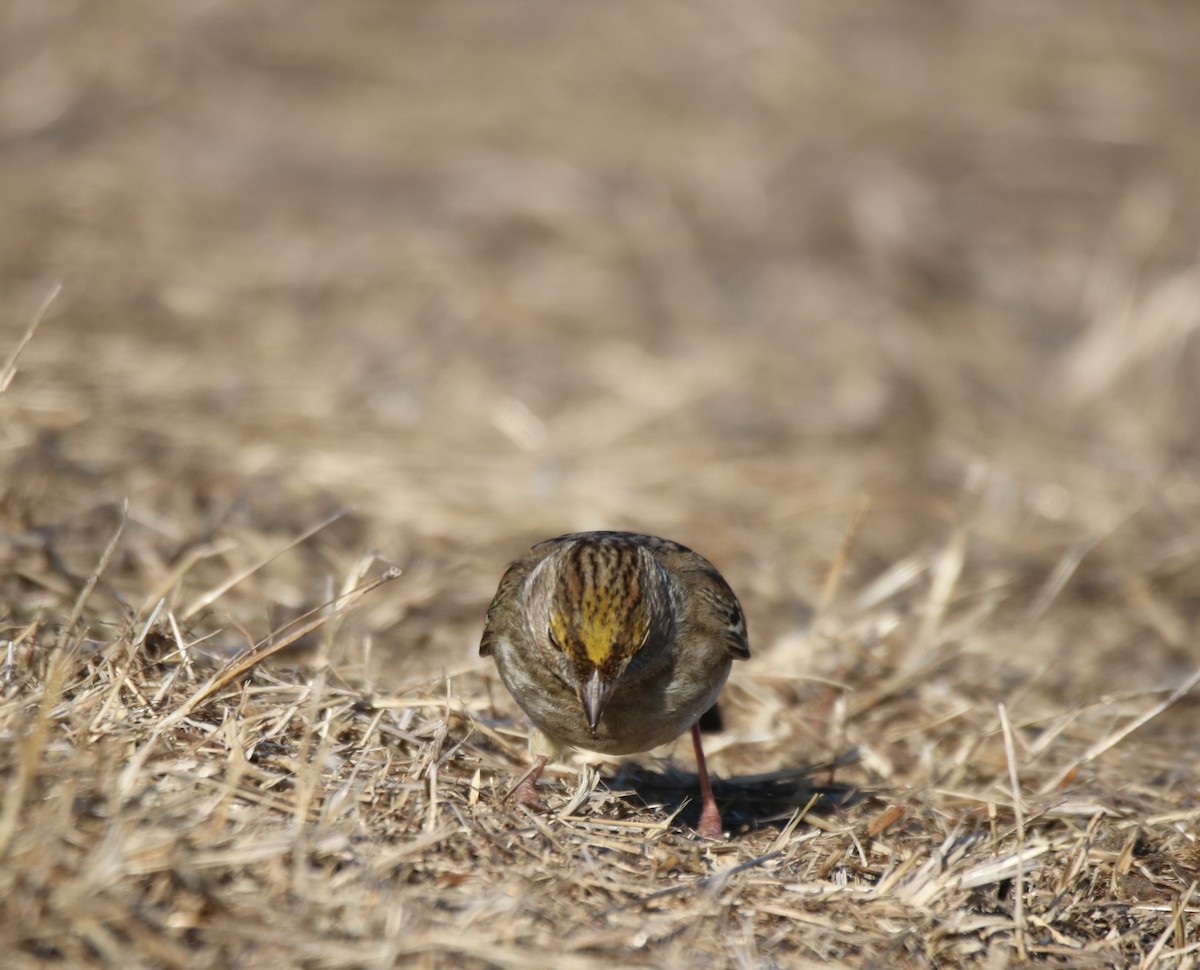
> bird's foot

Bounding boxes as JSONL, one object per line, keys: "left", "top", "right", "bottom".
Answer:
{"left": 505, "top": 754, "right": 549, "bottom": 810}
{"left": 696, "top": 806, "right": 726, "bottom": 840}
{"left": 511, "top": 779, "right": 543, "bottom": 810}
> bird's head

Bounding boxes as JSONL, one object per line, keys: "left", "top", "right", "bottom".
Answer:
{"left": 537, "top": 536, "right": 672, "bottom": 732}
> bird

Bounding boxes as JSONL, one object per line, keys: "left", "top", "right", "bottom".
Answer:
{"left": 479, "top": 531, "right": 749, "bottom": 838}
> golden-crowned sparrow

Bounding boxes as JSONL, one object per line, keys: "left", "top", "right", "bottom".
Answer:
{"left": 480, "top": 531, "right": 749, "bottom": 837}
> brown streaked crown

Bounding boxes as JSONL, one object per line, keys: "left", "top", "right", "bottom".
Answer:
{"left": 547, "top": 536, "right": 662, "bottom": 677}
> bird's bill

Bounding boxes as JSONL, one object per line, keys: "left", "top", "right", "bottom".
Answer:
{"left": 579, "top": 667, "right": 609, "bottom": 733}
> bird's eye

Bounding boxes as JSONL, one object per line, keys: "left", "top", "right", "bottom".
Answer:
{"left": 728, "top": 604, "right": 744, "bottom": 633}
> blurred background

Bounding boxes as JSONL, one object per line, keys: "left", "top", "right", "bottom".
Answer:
{"left": 2, "top": 1, "right": 1199, "bottom": 737}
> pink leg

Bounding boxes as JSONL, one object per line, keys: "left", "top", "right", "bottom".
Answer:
{"left": 691, "top": 723, "right": 725, "bottom": 838}
{"left": 508, "top": 754, "right": 548, "bottom": 809}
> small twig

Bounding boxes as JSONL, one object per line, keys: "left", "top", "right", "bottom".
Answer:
{"left": 173, "top": 567, "right": 401, "bottom": 723}
{"left": 999, "top": 703, "right": 1027, "bottom": 962}
{"left": 135, "top": 598, "right": 166, "bottom": 646}
{"left": 180, "top": 508, "right": 350, "bottom": 620}
{"left": 0, "top": 282, "right": 60, "bottom": 394}
{"left": 599, "top": 850, "right": 784, "bottom": 916}
{"left": 1138, "top": 881, "right": 1197, "bottom": 970}
{"left": 117, "top": 567, "right": 400, "bottom": 798}
{"left": 1040, "top": 666, "right": 1200, "bottom": 795}
{"left": 1022, "top": 539, "right": 1096, "bottom": 634}
{"left": 768, "top": 794, "right": 821, "bottom": 855}
{"left": 914, "top": 519, "right": 966, "bottom": 662}
{"left": 57, "top": 499, "right": 127, "bottom": 649}
{"left": 3, "top": 639, "right": 15, "bottom": 684}
{"left": 0, "top": 631, "right": 75, "bottom": 855}
{"left": 817, "top": 495, "right": 870, "bottom": 616}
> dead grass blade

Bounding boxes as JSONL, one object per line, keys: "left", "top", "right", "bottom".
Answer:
{"left": 1041, "top": 666, "right": 1200, "bottom": 794}
{"left": 999, "top": 702, "right": 1028, "bottom": 961}
{"left": 171, "top": 567, "right": 401, "bottom": 725}
{"left": 57, "top": 499, "right": 127, "bottom": 650}
{"left": 0, "top": 282, "right": 59, "bottom": 395}
{"left": 180, "top": 508, "right": 351, "bottom": 620}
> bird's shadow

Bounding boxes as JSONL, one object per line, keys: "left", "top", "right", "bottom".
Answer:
{"left": 604, "top": 749, "right": 873, "bottom": 836}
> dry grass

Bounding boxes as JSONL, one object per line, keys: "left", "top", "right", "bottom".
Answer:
{"left": 3, "top": 2, "right": 1200, "bottom": 967}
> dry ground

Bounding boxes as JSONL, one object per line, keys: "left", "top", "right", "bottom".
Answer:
{"left": 2, "top": 2, "right": 1199, "bottom": 967}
